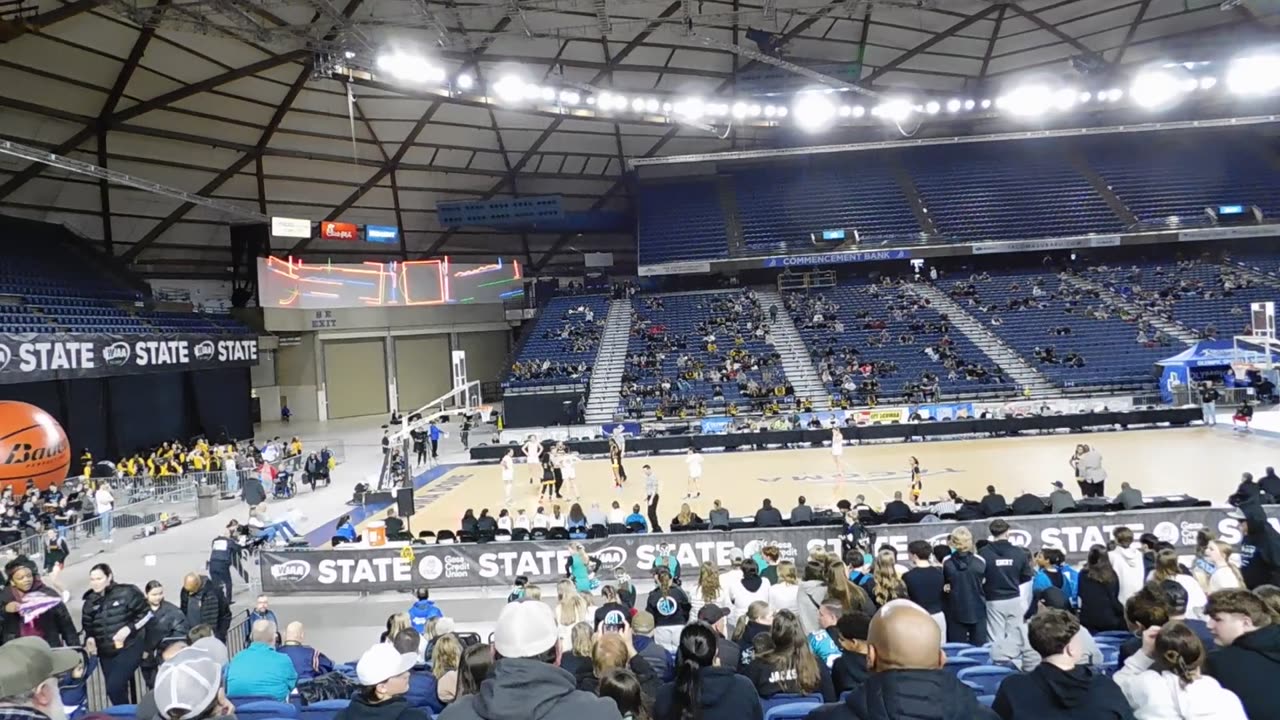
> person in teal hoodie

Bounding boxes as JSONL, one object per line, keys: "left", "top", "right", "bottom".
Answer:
{"left": 226, "top": 619, "right": 298, "bottom": 701}
{"left": 568, "top": 543, "right": 600, "bottom": 593}
{"left": 408, "top": 587, "right": 443, "bottom": 633}
{"left": 651, "top": 542, "right": 681, "bottom": 581}
{"left": 1031, "top": 547, "right": 1079, "bottom": 608}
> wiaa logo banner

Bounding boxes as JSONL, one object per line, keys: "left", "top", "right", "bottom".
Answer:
{"left": 0, "top": 334, "right": 258, "bottom": 382}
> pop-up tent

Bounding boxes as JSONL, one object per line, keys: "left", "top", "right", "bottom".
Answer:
{"left": 1157, "top": 339, "right": 1278, "bottom": 402}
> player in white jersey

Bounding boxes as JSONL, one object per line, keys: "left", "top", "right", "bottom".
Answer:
{"left": 522, "top": 435, "right": 541, "bottom": 484}
{"left": 830, "top": 424, "right": 847, "bottom": 505}
{"left": 500, "top": 448, "right": 515, "bottom": 504}
{"left": 558, "top": 446, "right": 581, "bottom": 500}
{"left": 685, "top": 448, "right": 703, "bottom": 499}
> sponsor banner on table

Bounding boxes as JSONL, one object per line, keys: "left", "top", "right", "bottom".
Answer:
{"left": 0, "top": 333, "right": 258, "bottom": 384}
{"left": 259, "top": 506, "right": 1280, "bottom": 593}
{"left": 850, "top": 408, "right": 906, "bottom": 424}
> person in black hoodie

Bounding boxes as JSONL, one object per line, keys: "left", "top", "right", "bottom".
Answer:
{"left": 179, "top": 572, "right": 232, "bottom": 642}
{"left": 338, "top": 642, "right": 432, "bottom": 720}
{"left": 992, "top": 609, "right": 1133, "bottom": 720}
{"left": 830, "top": 612, "right": 871, "bottom": 696}
{"left": 1076, "top": 545, "right": 1127, "bottom": 634}
{"left": 140, "top": 580, "right": 189, "bottom": 689}
{"left": 1233, "top": 502, "right": 1280, "bottom": 589}
{"left": 809, "top": 599, "right": 997, "bottom": 720}
{"left": 82, "top": 562, "right": 153, "bottom": 705}
{"left": 0, "top": 556, "right": 78, "bottom": 648}
{"left": 902, "top": 541, "right": 945, "bottom": 634}
{"left": 979, "top": 486, "right": 1008, "bottom": 518}
{"left": 1260, "top": 466, "right": 1280, "bottom": 500}
{"left": 942, "top": 527, "right": 988, "bottom": 644}
{"left": 1202, "top": 588, "right": 1280, "bottom": 720}
{"left": 646, "top": 567, "right": 691, "bottom": 650}
{"left": 980, "top": 519, "right": 1034, "bottom": 647}
{"left": 653, "top": 622, "right": 762, "bottom": 720}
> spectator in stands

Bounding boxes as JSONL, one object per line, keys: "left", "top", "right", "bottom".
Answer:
{"left": 1202, "top": 589, "right": 1280, "bottom": 720}
{"left": 598, "top": 668, "right": 646, "bottom": 720}
{"left": 744, "top": 610, "right": 835, "bottom": 701}
{"left": 696, "top": 605, "right": 741, "bottom": 670}
{"left": 980, "top": 485, "right": 1008, "bottom": 517}
{"left": 1118, "top": 588, "right": 1172, "bottom": 667}
{"left": 867, "top": 551, "right": 907, "bottom": 611}
{"left": 654, "top": 622, "right": 761, "bottom": 720}
{"left": 226, "top": 620, "right": 296, "bottom": 701}
{"left": 1012, "top": 489, "right": 1046, "bottom": 515}
{"left": 395, "top": 629, "right": 444, "bottom": 714}
{"left": 81, "top": 563, "right": 151, "bottom": 705}
{"left": 559, "top": 623, "right": 593, "bottom": 679}
{"left": 811, "top": 599, "right": 996, "bottom": 720}
{"left": 1114, "top": 620, "right": 1247, "bottom": 720}
{"left": 340, "top": 641, "right": 430, "bottom": 720}
{"left": 753, "top": 499, "right": 782, "bottom": 528}
{"left": 726, "top": 559, "right": 771, "bottom": 630}
{"left": 629, "top": 611, "right": 671, "bottom": 681}
{"left": 982, "top": 519, "right": 1034, "bottom": 646}
{"left": 624, "top": 505, "right": 647, "bottom": 531}
{"left": 575, "top": 631, "right": 659, "bottom": 701}
{"left": 830, "top": 611, "right": 871, "bottom": 696}
{"left": 608, "top": 501, "right": 626, "bottom": 526}
{"left": 758, "top": 546, "right": 781, "bottom": 585}
{"left": 442, "top": 601, "right": 621, "bottom": 720}
{"left": 1148, "top": 549, "right": 1208, "bottom": 619}
{"left": 432, "top": 633, "right": 464, "bottom": 704}
{"left": 943, "top": 526, "right": 988, "bottom": 644}
{"left": 1114, "top": 483, "right": 1144, "bottom": 510}
{"left": 878, "top": 491, "right": 912, "bottom": 524}
{"left": 1048, "top": 481, "right": 1076, "bottom": 513}
{"left": 0, "top": 636, "right": 86, "bottom": 720}
{"left": 646, "top": 568, "right": 690, "bottom": 650}
{"left": 1031, "top": 548, "right": 1079, "bottom": 607}
{"left": 1195, "top": 540, "right": 1245, "bottom": 592}
{"left": 140, "top": 580, "right": 188, "bottom": 688}
{"left": 993, "top": 587, "right": 1102, "bottom": 672}
{"left": 993, "top": 608, "right": 1133, "bottom": 719}
{"left": 1154, "top": 581, "right": 1214, "bottom": 650}
{"left": 246, "top": 595, "right": 280, "bottom": 642}
{"left": 1079, "top": 545, "right": 1127, "bottom": 633}
{"left": 408, "top": 587, "right": 443, "bottom": 635}
{"left": 1232, "top": 502, "right": 1280, "bottom": 588}
{"left": 1259, "top": 467, "right": 1280, "bottom": 500}
{"left": 791, "top": 497, "right": 813, "bottom": 525}
{"left": 708, "top": 500, "right": 730, "bottom": 529}
{"left": 687, "top": 563, "right": 723, "bottom": 619}
{"left": 277, "top": 621, "right": 334, "bottom": 683}
{"left": 902, "top": 540, "right": 946, "bottom": 635}
{"left": 0, "top": 558, "right": 77, "bottom": 648}
{"left": 1111, "top": 527, "right": 1148, "bottom": 605}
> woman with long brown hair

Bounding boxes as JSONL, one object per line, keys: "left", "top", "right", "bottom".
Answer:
{"left": 743, "top": 610, "right": 835, "bottom": 701}
{"left": 868, "top": 550, "right": 908, "bottom": 609}
{"left": 1149, "top": 549, "right": 1208, "bottom": 619}
{"left": 1114, "top": 621, "right": 1247, "bottom": 719}
{"left": 646, "top": 567, "right": 691, "bottom": 650}
{"left": 687, "top": 562, "right": 722, "bottom": 618}
{"left": 1078, "top": 544, "right": 1127, "bottom": 633}
{"left": 825, "top": 560, "right": 874, "bottom": 616}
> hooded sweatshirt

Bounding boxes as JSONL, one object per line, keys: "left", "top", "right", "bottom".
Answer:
{"left": 1113, "top": 652, "right": 1246, "bottom": 720}
{"left": 335, "top": 695, "right": 430, "bottom": 720}
{"left": 439, "top": 658, "right": 622, "bottom": 720}
{"left": 979, "top": 539, "right": 1033, "bottom": 601}
{"left": 942, "top": 551, "right": 986, "bottom": 625}
{"left": 653, "top": 666, "right": 762, "bottom": 720}
{"left": 993, "top": 663, "right": 1133, "bottom": 719}
{"left": 1109, "top": 545, "right": 1146, "bottom": 605}
{"left": 726, "top": 574, "right": 771, "bottom": 627}
{"left": 797, "top": 580, "right": 828, "bottom": 635}
{"left": 408, "top": 598, "right": 443, "bottom": 633}
{"left": 807, "top": 668, "right": 999, "bottom": 720}
{"left": 1237, "top": 501, "right": 1280, "bottom": 589}
{"left": 1203, "top": 624, "right": 1280, "bottom": 720}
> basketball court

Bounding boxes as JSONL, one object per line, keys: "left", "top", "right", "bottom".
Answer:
{"left": 362, "top": 424, "right": 1277, "bottom": 535}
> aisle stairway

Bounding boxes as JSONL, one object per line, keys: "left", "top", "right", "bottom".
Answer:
{"left": 755, "top": 289, "right": 831, "bottom": 410}
{"left": 1060, "top": 274, "right": 1199, "bottom": 345}
{"left": 583, "top": 299, "right": 633, "bottom": 424}
{"left": 906, "top": 283, "right": 1056, "bottom": 397}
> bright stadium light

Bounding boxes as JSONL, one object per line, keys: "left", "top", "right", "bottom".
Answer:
{"left": 749, "top": 104, "right": 762, "bottom": 117}
{"left": 586, "top": 96, "right": 597, "bottom": 105}
{"left": 376, "top": 53, "right": 443, "bottom": 83}
{"left": 1226, "top": 55, "right": 1280, "bottom": 95}
{"left": 838, "top": 105, "right": 851, "bottom": 117}
{"left": 662, "top": 102, "right": 672, "bottom": 112}
{"left": 492, "top": 75, "right": 526, "bottom": 103}
{"left": 456, "top": 74, "right": 474, "bottom": 90}
{"left": 964, "top": 99, "right": 975, "bottom": 110}
{"left": 875, "top": 98, "right": 913, "bottom": 123}
{"left": 1200, "top": 76, "right": 1217, "bottom": 90}
{"left": 540, "top": 86, "right": 556, "bottom": 102}
{"left": 852, "top": 105, "right": 865, "bottom": 118}
{"left": 946, "top": 98, "right": 962, "bottom": 113}
{"left": 999, "top": 84, "right": 1053, "bottom": 116}
{"left": 925, "top": 101, "right": 941, "bottom": 114}
{"left": 979, "top": 99, "right": 991, "bottom": 109}
{"left": 612, "top": 94, "right": 630, "bottom": 110}
{"left": 1053, "top": 88, "right": 1077, "bottom": 110}
{"left": 1131, "top": 70, "right": 1184, "bottom": 108}
{"left": 776, "top": 107, "right": 788, "bottom": 117}
{"left": 792, "top": 93, "right": 836, "bottom": 132}
{"left": 632, "top": 97, "right": 646, "bottom": 112}
{"left": 559, "top": 90, "right": 580, "bottom": 105}
{"left": 645, "top": 98, "right": 660, "bottom": 112}
{"left": 764, "top": 105, "right": 777, "bottom": 117}
{"left": 1079, "top": 91, "right": 1092, "bottom": 103}
{"left": 674, "top": 98, "right": 705, "bottom": 119}
{"left": 1106, "top": 88, "right": 1124, "bottom": 101}
{"left": 732, "top": 102, "right": 748, "bottom": 118}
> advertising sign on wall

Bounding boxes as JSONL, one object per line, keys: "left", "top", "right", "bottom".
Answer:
{"left": 0, "top": 333, "right": 259, "bottom": 384}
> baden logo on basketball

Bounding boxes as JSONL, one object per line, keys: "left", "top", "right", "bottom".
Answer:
{"left": 271, "top": 560, "right": 311, "bottom": 582}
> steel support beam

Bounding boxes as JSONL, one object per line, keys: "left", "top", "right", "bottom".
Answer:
{"left": 0, "top": 0, "right": 107, "bottom": 42}
{"left": 1008, "top": 3, "right": 1108, "bottom": 65}
{"left": 978, "top": 5, "right": 1005, "bottom": 81}
{"left": 863, "top": 5, "right": 999, "bottom": 85}
{"left": 1111, "top": 0, "right": 1152, "bottom": 68}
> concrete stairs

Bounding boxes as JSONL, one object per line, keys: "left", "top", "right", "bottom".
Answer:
{"left": 906, "top": 283, "right": 1057, "bottom": 398}
{"left": 1060, "top": 274, "right": 1200, "bottom": 345}
{"left": 755, "top": 288, "right": 831, "bottom": 410}
{"left": 583, "top": 298, "right": 633, "bottom": 424}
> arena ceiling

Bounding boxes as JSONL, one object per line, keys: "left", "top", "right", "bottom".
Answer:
{"left": 0, "top": 0, "right": 1273, "bottom": 277}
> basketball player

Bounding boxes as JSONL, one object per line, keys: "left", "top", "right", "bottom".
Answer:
{"left": 685, "top": 448, "right": 703, "bottom": 499}
{"left": 550, "top": 443, "right": 565, "bottom": 499}
{"left": 909, "top": 456, "right": 923, "bottom": 505}
{"left": 608, "top": 437, "right": 627, "bottom": 490}
{"left": 522, "top": 435, "right": 541, "bottom": 484}
{"left": 559, "top": 445, "right": 581, "bottom": 500}
{"left": 830, "top": 425, "right": 846, "bottom": 475}
{"left": 539, "top": 450, "right": 556, "bottom": 501}
{"left": 500, "top": 448, "right": 515, "bottom": 505}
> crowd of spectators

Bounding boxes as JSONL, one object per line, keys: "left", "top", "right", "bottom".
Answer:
{"left": 1084, "top": 258, "right": 1259, "bottom": 340}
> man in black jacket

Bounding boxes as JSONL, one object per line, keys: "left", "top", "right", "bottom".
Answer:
{"left": 979, "top": 519, "right": 1033, "bottom": 647}
{"left": 1260, "top": 466, "right": 1280, "bottom": 500}
{"left": 696, "top": 604, "right": 741, "bottom": 671}
{"left": 992, "top": 609, "right": 1133, "bottom": 719}
{"left": 1233, "top": 502, "right": 1280, "bottom": 588}
{"left": 881, "top": 491, "right": 913, "bottom": 524}
{"left": 1203, "top": 589, "right": 1280, "bottom": 720}
{"left": 809, "top": 599, "right": 997, "bottom": 720}
{"left": 1011, "top": 492, "right": 1046, "bottom": 516}
{"left": 979, "top": 486, "right": 1008, "bottom": 517}
{"left": 180, "top": 573, "right": 232, "bottom": 642}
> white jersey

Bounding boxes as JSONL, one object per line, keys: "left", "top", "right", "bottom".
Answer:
{"left": 831, "top": 432, "right": 844, "bottom": 457}
{"left": 532, "top": 513, "right": 551, "bottom": 529}
{"left": 497, "top": 515, "right": 512, "bottom": 531}
{"left": 523, "top": 442, "right": 540, "bottom": 463}
{"left": 612, "top": 431, "right": 626, "bottom": 455}
{"left": 686, "top": 453, "right": 703, "bottom": 479}
{"left": 560, "top": 454, "right": 579, "bottom": 479}
{"left": 514, "top": 514, "right": 530, "bottom": 530}
{"left": 501, "top": 455, "right": 514, "bottom": 481}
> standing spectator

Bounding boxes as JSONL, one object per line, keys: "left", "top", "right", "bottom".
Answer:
{"left": 829, "top": 612, "right": 871, "bottom": 696}
{"left": 440, "top": 601, "right": 622, "bottom": 720}
{"left": 1232, "top": 502, "right": 1280, "bottom": 588}
{"left": 140, "top": 580, "right": 188, "bottom": 688}
{"left": 809, "top": 600, "right": 997, "bottom": 720}
{"left": 1202, "top": 589, "right": 1280, "bottom": 720}
{"left": 643, "top": 466, "right": 662, "bottom": 533}
{"left": 408, "top": 587, "right": 443, "bottom": 634}
{"left": 725, "top": 560, "right": 771, "bottom": 630}
{"left": 902, "top": 540, "right": 946, "bottom": 636}
{"left": 742, "top": 610, "right": 835, "bottom": 702}
{"left": 867, "top": 551, "right": 907, "bottom": 611}
{"left": 339, "top": 642, "right": 430, "bottom": 720}
{"left": 94, "top": 481, "right": 115, "bottom": 542}
{"left": 428, "top": 420, "right": 444, "bottom": 459}
{"left": 646, "top": 568, "right": 690, "bottom": 651}
{"left": 180, "top": 574, "right": 231, "bottom": 643}
{"left": 992, "top": 588, "right": 1102, "bottom": 672}
{"left": 246, "top": 595, "right": 280, "bottom": 641}
{"left": 981, "top": 519, "right": 1033, "bottom": 646}
{"left": 759, "top": 547, "right": 781, "bottom": 584}
{"left": 0, "top": 558, "right": 77, "bottom": 648}
{"left": 767, "top": 561, "right": 800, "bottom": 616}
{"left": 687, "top": 562, "right": 724, "bottom": 618}
{"left": 1032, "top": 549, "right": 1079, "bottom": 608}
{"left": 1114, "top": 621, "right": 1246, "bottom": 720}
{"left": 81, "top": 563, "right": 151, "bottom": 705}
{"left": 1199, "top": 382, "right": 1219, "bottom": 426}
{"left": 992, "top": 609, "right": 1134, "bottom": 719}
{"left": 653, "top": 623, "right": 761, "bottom": 720}
{"left": 1110, "top": 527, "right": 1147, "bottom": 605}
{"left": 1079, "top": 546, "right": 1127, "bottom": 633}
{"left": 278, "top": 621, "right": 335, "bottom": 683}
{"left": 226, "top": 620, "right": 297, "bottom": 701}
{"left": 943, "top": 527, "right": 988, "bottom": 644}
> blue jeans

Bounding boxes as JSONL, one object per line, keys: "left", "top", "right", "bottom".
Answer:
{"left": 257, "top": 522, "right": 298, "bottom": 544}
{"left": 100, "top": 510, "right": 114, "bottom": 539}
{"left": 225, "top": 468, "right": 240, "bottom": 494}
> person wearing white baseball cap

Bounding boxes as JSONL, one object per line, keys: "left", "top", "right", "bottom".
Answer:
{"left": 334, "top": 643, "right": 427, "bottom": 720}
{"left": 439, "top": 601, "right": 621, "bottom": 720}
{"left": 0, "top": 637, "right": 81, "bottom": 720}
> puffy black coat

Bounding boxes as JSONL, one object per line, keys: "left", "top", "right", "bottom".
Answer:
{"left": 179, "top": 577, "right": 231, "bottom": 641}
{"left": 81, "top": 582, "right": 151, "bottom": 656}
{"left": 808, "top": 669, "right": 999, "bottom": 720}
{"left": 142, "top": 600, "right": 189, "bottom": 662}
{"left": 0, "top": 583, "right": 79, "bottom": 647}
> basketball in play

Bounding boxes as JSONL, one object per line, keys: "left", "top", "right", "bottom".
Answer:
{"left": 0, "top": 400, "right": 70, "bottom": 493}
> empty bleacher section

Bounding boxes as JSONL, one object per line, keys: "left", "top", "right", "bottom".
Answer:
{"left": 505, "top": 294, "right": 608, "bottom": 388}
{"left": 729, "top": 158, "right": 921, "bottom": 254}
{"left": 783, "top": 280, "right": 1013, "bottom": 405}
{"left": 619, "top": 290, "right": 793, "bottom": 417}
{"left": 636, "top": 180, "right": 729, "bottom": 265}
{"left": 950, "top": 270, "right": 1180, "bottom": 391}
{"left": 901, "top": 140, "right": 1123, "bottom": 241}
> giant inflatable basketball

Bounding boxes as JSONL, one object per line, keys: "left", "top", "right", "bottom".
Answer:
{"left": 0, "top": 401, "right": 71, "bottom": 493}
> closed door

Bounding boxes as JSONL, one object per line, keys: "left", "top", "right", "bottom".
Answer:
{"left": 323, "top": 339, "right": 388, "bottom": 418}
{"left": 395, "top": 335, "right": 451, "bottom": 411}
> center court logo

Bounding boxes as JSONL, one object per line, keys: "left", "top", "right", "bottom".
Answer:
{"left": 271, "top": 560, "right": 311, "bottom": 582}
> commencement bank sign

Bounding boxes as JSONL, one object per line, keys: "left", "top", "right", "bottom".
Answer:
{"left": 762, "top": 249, "right": 910, "bottom": 268}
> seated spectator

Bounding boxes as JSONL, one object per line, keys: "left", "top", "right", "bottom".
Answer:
{"left": 431, "top": 632, "right": 464, "bottom": 705}
{"left": 791, "top": 496, "right": 813, "bottom": 525}
{"left": 696, "top": 605, "right": 741, "bottom": 670}
{"left": 560, "top": 622, "right": 594, "bottom": 679}
{"left": 654, "top": 623, "right": 761, "bottom": 720}
{"left": 594, "top": 586, "right": 631, "bottom": 628}
{"left": 1114, "top": 621, "right": 1246, "bottom": 720}
{"left": 807, "top": 599, "right": 844, "bottom": 667}
{"left": 278, "top": 621, "right": 334, "bottom": 682}
{"left": 440, "top": 600, "right": 622, "bottom": 720}
{"left": 992, "top": 587, "right": 1102, "bottom": 672}
{"left": 147, "top": 638, "right": 233, "bottom": 720}
{"left": 708, "top": 500, "right": 730, "bottom": 528}
{"left": 226, "top": 620, "right": 297, "bottom": 701}
{"left": 1011, "top": 491, "right": 1047, "bottom": 516}
{"left": 734, "top": 600, "right": 773, "bottom": 667}
{"left": 880, "top": 492, "right": 913, "bottom": 523}
{"left": 629, "top": 611, "right": 672, "bottom": 680}
{"left": 339, "top": 641, "right": 430, "bottom": 720}
{"left": 1114, "top": 482, "right": 1144, "bottom": 510}
{"left": 810, "top": 599, "right": 996, "bottom": 720}
{"left": 646, "top": 568, "right": 691, "bottom": 650}
{"left": 598, "top": 668, "right": 647, "bottom": 720}
{"left": 1079, "top": 545, "right": 1128, "bottom": 634}
{"left": 384, "top": 508, "right": 405, "bottom": 537}
{"left": 830, "top": 612, "right": 871, "bottom": 696}
{"left": 1032, "top": 548, "right": 1079, "bottom": 608}
{"left": 980, "top": 485, "right": 1008, "bottom": 517}
{"left": 408, "top": 587, "right": 444, "bottom": 635}
{"left": 394, "top": 629, "right": 444, "bottom": 714}
{"left": 574, "top": 630, "right": 659, "bottom": 700}
{"left": 1048, "top": 481, "right": 1076, "bottom": 513}
{"left": 0, "top": 637, "right": 86, "bottom": 720}
{"left": 743, "top": 609, "right": 836, "bottom": 701}
{"left": 624, "top": 505, "right": 647, "bottom": 531}
{"left": 993, "top": 608, "right": 1132, "bottom": 719}
{"left": 1202, "top": 589, "right": 1280, "bottom": 720}
{"left": 753, "top": 499, "right": 783, "bottom": 528}
{"left": 1195, "top": 540, "right": 1245, "bottom": 592}
{"left": 1152, "top": 581, "right": 1213, "bottom": 649}
{"left": 454, "top": 643, "right": 493, "bottom": 701}
{"left": 608, "top": 501, "right": 626, "bottom": 525}
{"left": 726, "top": 560, "right": 771, "bottom": 629}
{"left": 1117, "top": 586, "right": 1173, "bottom": 667}
{"left": 1148, "top": 549, "right": 1208, "bottom": 619}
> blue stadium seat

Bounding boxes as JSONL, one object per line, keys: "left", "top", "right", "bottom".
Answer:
{"left": 955, "top": 665, "right": 1017, "bottom": 695}
{"left": 504, "top": 294, "right": 609, "bottom": 388}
